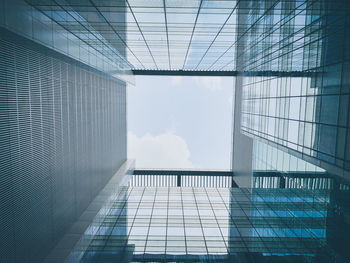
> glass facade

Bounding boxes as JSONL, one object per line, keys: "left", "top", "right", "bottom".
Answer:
{"left": 0, "top": 1, "right": 128, "bottom": 261}
{"left": 1, "top": 0, "right": 350, "bottom": 262}
{"left": 253, "top": 141, "right": 325, "bottom": 174}
{"left": 0, "top": 29, "right": 127, "bottom": 262}
{"left": 239, "top": 0, "right": 350, "bottom": 177}
{"left": 67, "top": 185, "right": 349, "bottom": 262}
{"left": 26, "top": 0, "right": 239, "bottom": 71}
{"left": 0, "top": 0, "right": 133, "bottom": 82}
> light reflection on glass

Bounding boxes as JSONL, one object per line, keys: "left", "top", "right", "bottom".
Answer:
{"left": 65, "top": 185, "right": 350, "bottom": 263}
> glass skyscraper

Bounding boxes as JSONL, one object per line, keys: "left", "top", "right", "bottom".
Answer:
{"left": 0, "top": 0, "right": 349, "bottom": 262}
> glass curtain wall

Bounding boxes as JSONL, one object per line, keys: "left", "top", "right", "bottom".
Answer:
{"left": 239, "top": 0, "right": 350, "bottom": 179}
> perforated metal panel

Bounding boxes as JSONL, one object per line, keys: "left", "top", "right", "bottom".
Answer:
{"left": 0, "top": 28, "right": 126, "bottom": 262}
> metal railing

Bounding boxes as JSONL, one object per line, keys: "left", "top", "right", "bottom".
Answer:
{"left": 130, "top": 170, "right": 236, "bottom": 188}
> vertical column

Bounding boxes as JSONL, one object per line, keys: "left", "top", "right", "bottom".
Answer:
{"left": 231, "top": 1, "right": 254, "bottom": 187}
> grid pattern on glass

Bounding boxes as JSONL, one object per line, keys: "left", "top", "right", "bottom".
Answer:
{"left": 253, "top": 174, "right": 334, "bottom": 190}
{"left": 65, "top": 186, "right": 345, "bottom": 262}
{"left": 241, "top": 74, "right": 350, "bottom": 173}
{"left": 238, "top": 0, "right": 350, "bottom": 174}
{"left": 22, "top": 0, "right": 349, "bottom": 74}
{"left": 1, "top": 0, "right": 133, "bottom": 82}
{"left": 252, "top": 140, "right": 339, "bottom": 190}
{"left": 26, "top": 0, "right": 239, "bottom": 70}
{"left": 252, "top": 140, "right": 350, "bottom": 190}
{"left": 253, "top": 141, "right": 325, "bottom": 174}
{"left": 26, "top": 0, "right": 335, "bottom": 72}
{"left": 235, "top": 0, "right": 326, "bottom": 72}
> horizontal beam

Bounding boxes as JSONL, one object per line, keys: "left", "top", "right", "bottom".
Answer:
{"left": 253, "top": 171, "right": 329, "bottom": 178}
{"left": 132, "top": 69, "right": 316, "bottom": 77}
{"left": 133, "top": 169, "right": 233, "bottom": 177}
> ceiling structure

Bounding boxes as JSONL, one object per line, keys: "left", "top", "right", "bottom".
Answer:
{"left": 27, "top": 0, "right": 318, "bottom": 74}
{"left": 27, "top": 0, "right": 239, "bottom": 71}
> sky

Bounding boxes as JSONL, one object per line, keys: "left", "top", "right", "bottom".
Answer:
{"left": 127, "top": 75, "right": 234, "bottom": 170}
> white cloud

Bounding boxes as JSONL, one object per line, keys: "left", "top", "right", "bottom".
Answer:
{"left": 194, "top": 77, "right": 222, "bottom": 90}
{"left": 128, "top": 132, "right": 197, "bottom": 169}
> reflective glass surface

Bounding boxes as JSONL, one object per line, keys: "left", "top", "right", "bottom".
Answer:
{"left": 238, "top": 0, "right": 350, "bottom": 175}
{"left": 66, "top": 186, "right": 350, "bottom": 262}
{"left": 26, "top": 0, "right": 239, "bottom": 70}
{"left": 19, "top": 0, "right": 350, "bottom": 175}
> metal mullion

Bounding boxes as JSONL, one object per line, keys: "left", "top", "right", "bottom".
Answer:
{"left": 88, "top": 0, "right": 145, "bottom": 69}
{"left": 280, "top": 188, "right": 317, "bottom": 241}
{"left": 194, "top": 1, "right": 241, "bottom": 70}
{"left": 48, "top": 0, "right": 131, "bottom": 68}
{"left": 222, "top": 0, "right": 320, "bottom": 71}
{"left": 216, "top": 189, "right": 249, "bottom": 253}
{"left": 163, "top": 0, "right": 171, "bottom": 69}
{"left": 240, "top": 1, "right": 321, "bottom": 72}
{"left": 213, "top": 0, "right": 281, "bottom": 71}
{"left": 204, "top": 188, "right": 229, "bottom": 253}
{"left": 143, "top": 188, "right": 158, "bottom": 256}
{"left": 181, "top": 0, "right": 203, "bottom": 70}
{"left": 126, "top": 0, "right": 159, "bottom": 70}
{"left": 191, "top": 188, "right": 209, "bottom": 258}
{"left": 248, "top": 191, "right": 291, "bottom": 254}
{"left": 120, "top": 187, "right": 147, "bottom": 259}
{"left": 253, "top": 190, "right": 307, "bottom": 249}
{"left": 178, "top": 187, "right": 189, "bottom": 256}
{"left": 285, "top": 188, "right": 328, "bottom": 237}
{"left": 165, "top": 186, "right": 170, "bottom": 258}
{"left": 95, "top": 186, "right": 135, "bottom": 261}
{"left": 236, "top": 0, "right": 312, "bottom": 69}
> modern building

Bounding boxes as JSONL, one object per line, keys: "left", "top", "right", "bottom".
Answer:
{"left": 0, "top": 0, "right": 349, "bottom": 262}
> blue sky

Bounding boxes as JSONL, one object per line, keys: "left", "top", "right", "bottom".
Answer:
{"left": 127, "top": 75, "right": 234, "bottom": 170}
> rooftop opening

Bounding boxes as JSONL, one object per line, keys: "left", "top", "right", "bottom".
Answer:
{"left": 128, "top": 75, "right": 234, "bottom": 170}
